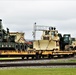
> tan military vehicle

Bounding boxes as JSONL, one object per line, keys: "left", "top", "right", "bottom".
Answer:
{"left": 33, "top": 24, "right": 60, "bottom": 51}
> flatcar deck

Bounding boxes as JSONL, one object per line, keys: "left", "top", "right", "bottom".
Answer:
{"left": 0, "top": 50, "right": 76, "bottom": 59}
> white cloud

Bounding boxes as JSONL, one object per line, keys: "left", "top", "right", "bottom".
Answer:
{"left": 0, "top": 1, "right": 76, "bottom": 39}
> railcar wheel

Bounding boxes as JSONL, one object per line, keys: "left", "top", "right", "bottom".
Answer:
{"left": 22, "top": 57, "right": 25, "bottom": 59}
{"left": 36, "top": 52, "right": 39, "bottom": 59}
{"left": 42, "top": 56, "right": 45, "bottom": 59}
{"left": 32, "top": 56, "right": 34, "bottom": 59}
{"left": 39, "top": 55, "right": 41, "bottom": 59}
{"left": 26, "top": 56, "right": 29, "bottom": 59}
{"left": 48, "top": 54, "right": 51, "bottom": 59}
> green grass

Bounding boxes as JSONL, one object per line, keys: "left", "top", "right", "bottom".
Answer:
{"left": 0, "top": 57, "right": 20, "bottom": 60}
{"left": 0, "top": 68, "right": 76, "bottom": 75}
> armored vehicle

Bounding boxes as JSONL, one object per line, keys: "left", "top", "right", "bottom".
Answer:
{"left": 0, "top": 19, "right": 27, "bottom": 51}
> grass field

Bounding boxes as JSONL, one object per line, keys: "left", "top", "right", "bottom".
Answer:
{"left": 0, "top": 68, "right": 76, "bottom": 75}
{"left": 0, "top": 57, "right": 20, "bottom": 60}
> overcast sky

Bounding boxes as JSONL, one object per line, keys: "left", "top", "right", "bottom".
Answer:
{"left": 0, "top": 0, "right": 76, "bottom": 40}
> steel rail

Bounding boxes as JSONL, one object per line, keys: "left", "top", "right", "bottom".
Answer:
{"left": 0, "top": 63, "right": 76, "bottom": 67}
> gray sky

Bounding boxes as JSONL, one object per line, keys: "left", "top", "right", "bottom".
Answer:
{"left": 0, "top": 0, "right": 76, "bottom": 39}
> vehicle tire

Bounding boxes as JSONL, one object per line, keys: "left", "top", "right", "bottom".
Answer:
{"left": 24, "top": 44, "right": 28, "bottom": 51}
{"left": 15, "top": 44, "right": 19, "bottom": 51}
{"left": 20, "top": 44, "right": 24, "bottom": 50}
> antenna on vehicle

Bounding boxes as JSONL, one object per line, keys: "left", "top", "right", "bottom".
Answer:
{"left": 33, "top": 22, "right": 36, "bottom": 40}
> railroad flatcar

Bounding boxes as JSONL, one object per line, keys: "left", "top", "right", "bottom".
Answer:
{"left": 0, "top": 20, "right": 76, "bottom": 59}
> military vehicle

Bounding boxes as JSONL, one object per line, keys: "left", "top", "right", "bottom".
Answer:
{"left": 32, "top": 23, "right": 76, "bottom": 51}
{"left": 0, "top": 19, "right": 27, "bottom": 51}
{"left": 33, "top": 23, "right": 60, "bottom": 51}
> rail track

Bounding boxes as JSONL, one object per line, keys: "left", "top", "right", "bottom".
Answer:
{"left": 0, "top": 57, "right": 76, "bottom": 68}
{"left": 0, "top": 63, "right": 76, "bottom": 68}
